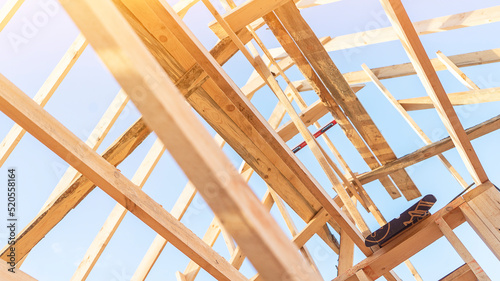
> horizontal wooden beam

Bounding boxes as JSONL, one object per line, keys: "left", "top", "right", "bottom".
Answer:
{"left": 399, "top": 87, "right": 500, "bottom": 111}
{"left": 209, "top": 0, "right": 290, "bottom": 38}
{"left": 358, "top": 114, "right": 500, "bottom": 184}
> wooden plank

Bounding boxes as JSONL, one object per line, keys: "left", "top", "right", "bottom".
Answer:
{"left": 436, "top": 217, "right": 491, "bottom": 280}
{"left": 0, "top": 75, "right": 246, "bottom": 281}
{"left": 245, "top": 7, "right": 500, "bottom": 95}
{"left": 183, "top": 190, "right": 273, "bottom": 281}
{"left": 249, "top": 207, "right": 333, "bottom": 281}
{"left": 380, "top": 0, "right": 488, "bottom": 185}
{"left": 173, "top": 0, "right": 200, "bottom": 18}
{"left": 465, "top": 183, "right": 500, "bottom": 245}
{"left": 0, "top": 117, "right": 150, "bottom": 263}
{"left": 268, "top": 5, "right": 500, "bottom": 60}
{"left": 12, "top": 90, "right": 130, "bottom": 269}
{"left": 357, "top": 112, "right": 500, "bottom": 185}
{"left": 263, "top": 11, "right": 402, "bottom": 200}
{"left": 399, "top": 87, "right": 500, "bottom": 111}
{"left": 362, "top": 64, "right": 468, "bottom": 188}
{"left": 0, "top": 34, "right": 88, "bottom": 167}
{"left": 209, "top": 0, "right": 290, "bottom": 38}
{"left": 71, "top": 139, "right": 165, "bottom": 281}
{"left": 293, "top": 208, "right": 331, "bottom": 248}
{"left": 60, "top": 0, "right": 324, "bottom": 279}
{"left": 272, "top": 2, "right": 420, "bottom": 200}
{"left": 0, "top": 0, "right": 24, "bottom": 31}
{"left": 436, "top": 51, "right": 480, "bottom": 91}
{"left": 439, "top": 264, "right": 475, "bottom": 281}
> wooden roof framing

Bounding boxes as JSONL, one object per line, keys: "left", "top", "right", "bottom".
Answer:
{"left": 0, "top": 0, "right": 499, "bottom": 280}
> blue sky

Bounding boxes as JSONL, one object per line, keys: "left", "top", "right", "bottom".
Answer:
{"left": 0, "top": 0, "right": 499, "bottom": 280}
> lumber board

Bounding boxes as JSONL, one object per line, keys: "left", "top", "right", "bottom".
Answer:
{"left": 0, "top": 0, "right": 24, "bottom": 32}
{"left": 271, "top": 2, "right": 420, "bottom": 200}
{"left": 357, "top": 114, "right": 500, "bottom": 185}
{"left": 43, "top": 90, "right": 129, "bottom": 210}
{"left": 380, "top": 0, "right": 488, "bottom": 185}
{"left": 399, "top": 87, "right": 500, "bottom": 111}
{"left": 362, "top": 64, "right": 468, "bottom": 188}
{"left": 0, "top": 75, "right": 247, "bottom": 281}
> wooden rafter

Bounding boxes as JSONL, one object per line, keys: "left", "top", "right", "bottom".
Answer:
{"left": 399, "top": 87, "right": 500, "bottom": 111}
{"left": 0, "top": 0, "right": 24, "bottom": 31}
{"left": 379, "top": 0, "right": 488, "bottom": 185}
